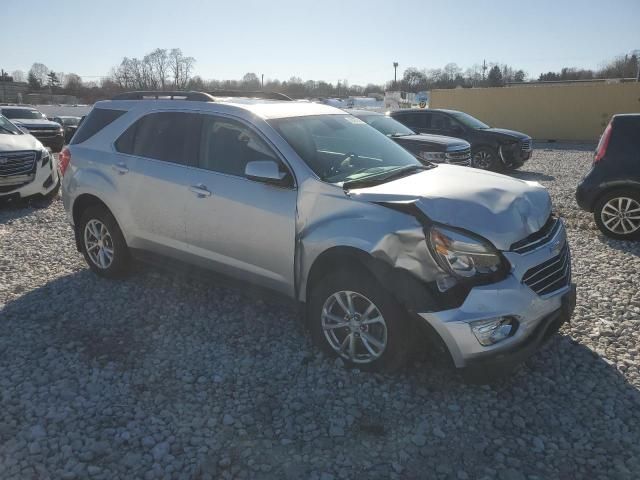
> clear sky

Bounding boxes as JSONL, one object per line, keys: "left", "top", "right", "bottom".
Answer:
{"left": 3, "top": 0, "right": 639, "bottom": 85}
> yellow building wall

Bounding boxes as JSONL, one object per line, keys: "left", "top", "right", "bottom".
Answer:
{"left": 429, "top": 83, "right": 640, "bottom": 141}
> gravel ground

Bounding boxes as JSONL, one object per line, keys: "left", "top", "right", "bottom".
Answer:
{"left": 1, "top": 144, "right": 639, "bottom": 480}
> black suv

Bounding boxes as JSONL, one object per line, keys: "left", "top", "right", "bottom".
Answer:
{"left": 576, "top": 114, "right": 640, "bottom": 240}
{"left": 390, "top": 109, "right": 532, "bottom": 171}
{"left": 349, "top": 110, "right": 472, "bottom": 166}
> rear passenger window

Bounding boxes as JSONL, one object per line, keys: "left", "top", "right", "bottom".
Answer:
{"left": 430, "top": 113, "right": 453, "bottom": 130}
{"left": 399, "top": 113, "right": 428, "bottom": 128}
{"left": 115, "top": 112, "right": 202, "bottom": 167}
{"left": 70, "top": 108, "right": 125, "bottom": 145}
{"left": 199, "top": 117, "right": 278, "bottom": 177}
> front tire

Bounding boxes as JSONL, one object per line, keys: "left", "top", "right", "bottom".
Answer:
{"left": 472, "top": 146, "right": 501, "bottom": 171}
{"left": 79, "top": 205, "right": 130, "bottom": 277}
{"left": 308, "top": 268, "right": 411, "bottom": 371}
{"left": 594, "top": 189, "right": 640, "bottom": 240}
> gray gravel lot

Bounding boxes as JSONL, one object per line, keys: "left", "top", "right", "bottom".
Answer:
{"left": 1, "top": 145, "right": 639, "bottom": 480}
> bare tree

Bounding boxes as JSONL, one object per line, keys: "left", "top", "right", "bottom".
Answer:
{"left": 11, "top": 70, "right": 26, "bottom": 82}
{"left": 168, "top": 48, "right": 195, "bottom": 89}
{"left": 29, "top": 63, "right": 49, "bottom": 86}
{"left": 147, "top": 48, "right": 169, "bottom": 89}
{"left": 64, "top": 73, "right": 83, "bottom": 93}
{"left": 241, "top": 72, "right": 260, "bottom": 89}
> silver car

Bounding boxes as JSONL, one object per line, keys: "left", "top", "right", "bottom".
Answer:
{"left": 61, "top": 91, "right": 576, "bottom": 374}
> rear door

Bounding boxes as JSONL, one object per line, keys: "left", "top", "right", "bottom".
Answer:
{"left": 183, "top": 114, "right": 297, "bottom": 295}
{"left": 113, "top": 111, "right": 202, "bottom": 257}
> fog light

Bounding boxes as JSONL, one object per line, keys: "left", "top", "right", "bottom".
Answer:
{"left": 470, "top": 317, "right": 516, "bottom": 346}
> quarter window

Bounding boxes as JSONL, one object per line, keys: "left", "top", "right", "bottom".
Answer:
{"left": 71, "top": 108, "right": 126, "bottom": 145}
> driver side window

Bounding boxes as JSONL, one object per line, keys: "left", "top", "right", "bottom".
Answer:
{"left": 199, "top": 116, "right": 279, "bottom": 177}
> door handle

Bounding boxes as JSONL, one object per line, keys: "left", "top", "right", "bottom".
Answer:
{"left": 112, "top": 163, "right": 129, "bottom": 175}
{"left": 189, "top": 184, "right": 212, "bottom": 198}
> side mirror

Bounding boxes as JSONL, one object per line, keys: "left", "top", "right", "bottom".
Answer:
{"left": 245, "top": 160, "right": 290, "bottom": 186}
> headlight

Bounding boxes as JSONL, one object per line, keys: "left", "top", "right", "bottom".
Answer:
{"left": 428, "top": 226, "right": 503, "bottom": 278}
{"left": 41, "top": 149, "right": 51, "bottom": 166}
{"left": 419, "top": 151, "right": 446, "bottom": 162}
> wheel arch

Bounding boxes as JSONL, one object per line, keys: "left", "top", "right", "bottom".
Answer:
{"left": 304, "top": 245, "right": 442, "bottom": 316}
{"left": 591, "top": 182, "right": 640, "bottom": 212}
{"left": 71, "top": 194, "right": 119, "bottom": 251}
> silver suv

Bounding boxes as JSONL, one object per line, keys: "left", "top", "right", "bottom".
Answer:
{"left": 61, "top": 91, "right": 576, "bottom": 374}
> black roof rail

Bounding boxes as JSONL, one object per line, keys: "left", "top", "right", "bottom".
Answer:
{"left": 110, "top": 91, "right": 215, "bottom": 102}
{"left": 208, "top": 90, "right": 293, "bottom": 101}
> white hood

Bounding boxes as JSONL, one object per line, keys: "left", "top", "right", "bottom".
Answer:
{"left": 0, "top": 132, "right": 44, "bottom": 152}
{"left": 349, "top": 165, "right": 551, "bottom": 250}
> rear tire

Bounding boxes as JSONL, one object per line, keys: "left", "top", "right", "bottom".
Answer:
{"left": 308, "top": 267, "right": 411, "bottom": 372}
{"left": 593, "top": 189, "right": 640, "bottom": 240}
{"left": 79, "top": 205, "right": 130, "bottom": 277}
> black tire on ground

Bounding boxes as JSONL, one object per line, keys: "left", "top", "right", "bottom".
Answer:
{"left": 78, "top": 205, "right": 130, "bottom": 277}
{"left": 593, "top": 188, "right": 640, "bottom": 241}
{"left": 308, "top": 267, "right": 412, "bottom": 372}
{"left": 472, "top": 146, "right": 502, "bottom": 171}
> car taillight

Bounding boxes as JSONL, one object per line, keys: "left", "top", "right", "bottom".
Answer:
{"left": 59, "top": 147, "right": 71, "bottom": 176}
{"left": 594, "top": 122, "right": 612, "bottom": 164}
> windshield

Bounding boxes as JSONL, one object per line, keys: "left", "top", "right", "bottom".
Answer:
{"left": 269, "top": 114, "right": 423, "bottom": 184}
{"left": 61, "top": 117, "right": 80, "bottom": 126}
{"left": 448, "top": 111, "right": 490, "bottom": 129}
{"left": 358, "top": 114, "right": 415, "bottom": 137}
{"left": 2, "top": 108, "right": 45, "bottom": 120}
{"left": 0, "top": 115, "right": 22, "bottom": 135}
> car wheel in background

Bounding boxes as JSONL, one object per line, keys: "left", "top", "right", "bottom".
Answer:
{"left": 594, "top": 189, "right": 640, "bottom": 240}
{"left": 309, "top": 267, "right": 411, "bottom": 371}
{"left": 472, "top": 147, "right": 501, "bottom": 171}
{"left": 79, "top": 205, "right": 130, "bottom": 277}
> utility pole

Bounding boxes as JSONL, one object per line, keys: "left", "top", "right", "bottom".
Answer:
{"left": 261, "top": 74, "right": 264, "bottom": 89}
{"left": 393, "top": 62, "right": 398, "bottom": 88}
{"left": 482, "top": 59, "right": 487, "bottom": 83}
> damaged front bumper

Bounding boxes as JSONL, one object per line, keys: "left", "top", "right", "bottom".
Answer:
{"left": 418, "top": 246, "right": 575, "bottom": 370}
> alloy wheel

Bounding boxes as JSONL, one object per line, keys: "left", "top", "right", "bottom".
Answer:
{"left": 473, "top": 150, "right": 493, "bottom": 169}
{"left": 600, "top": 197, "right": 640, "bottom": 235}
{"left": 84, "top": 219, "right": 114, "bottom": 269}
{"left": 321, "top": 290, "right": 388, "bottom": 364}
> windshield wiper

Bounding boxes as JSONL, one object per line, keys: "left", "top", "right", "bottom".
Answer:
{"left": 343, "top": 165, "right": 428, "bottom": 189}
{"left": 390, "top": 133, "right": 411, "bottom": 137}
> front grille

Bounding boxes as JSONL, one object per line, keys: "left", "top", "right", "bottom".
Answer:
{"left": 0, "top": 151, "right": 37, "bottom": 177}
{"left": 446, "top": 147, "right": 472, "bottom": 166}
{"left": 521, "top": 139, "right": 532, "bottom": 151}
{"left": 511, "top": 216, "right": 562, "bottom": 254}
{"left": 522, "top": 243, "right": 571, "bottom": 296}
{"left": 28, "top": 129, "right": 61, "bottom": 138}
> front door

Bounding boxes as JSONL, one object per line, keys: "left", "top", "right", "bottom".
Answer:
{"left": 183, "top": 114, "right": 297, "bottom": 295}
